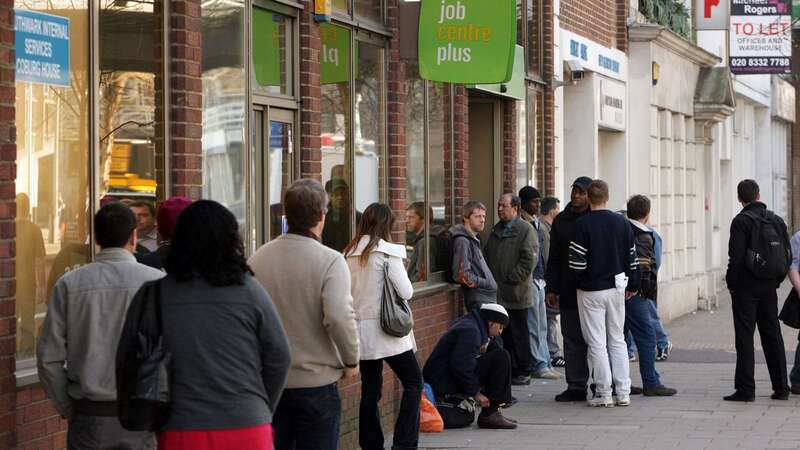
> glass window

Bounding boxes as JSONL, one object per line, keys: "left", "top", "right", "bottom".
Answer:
{"left": 252, "top": 8, "right": 293, "bottom": 96}
{"left": 527, "top": 87, "right": 542, "bottom": 189}
{"left": 353, "top": 40, "right": 385, "bottom": 213}
{"left": 404, "top": 60, "right": 427, "bottom": 282}
{"left": 202, "top": 0, "right": 246, "bottom": 227}
{"left": 15, "top": 0, "right": 90, "bottom": 359}
{"left": 354, "top": 0, "right": 382, "bottom": 23}
{"left": 526, "top": 0, "right": 542, "bottom": 75}
{"left": 267, "top": 118, "right": 293, "bottom": 240}
{"left": 333, "top": 0, "right": 349, "bottom": 15}
{"left": 321, "top": 23, "right": 352, "bottom": 252}
{"left": 428, "top": 82, "right": 449, "bottom": 276}
{"left": 515, "top": 99, "right": 528, "bottom": 193}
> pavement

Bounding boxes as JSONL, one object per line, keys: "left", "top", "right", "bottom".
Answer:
{"left": 418, "top": 284, "right": 800, "bottom": 450}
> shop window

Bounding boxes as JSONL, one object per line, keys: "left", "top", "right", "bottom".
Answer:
{"left": 354, "top": 0, "right": 383, "bottom": 24}
{"left": 527, "top": 87, "right": 544, "bottom": 190}
{"left": 515, "top": 98, "right": 528, "bottom": 193}
{"left": 252, "top": 7, "right": 293, "bottom": 97}
{"left": 15, "top": 1, "right": 90, "bottom": 360}
{"left": 403, "top": 60, "right": 452, "bottom": 283}
{"left": 525, "top": 0, "right": 542, "bottom": 76}
{"left": 354, "top": 41, "right": 385, "bottom": 213}
{"left": 202, "top": 0, "right": 247, "bottom": 227}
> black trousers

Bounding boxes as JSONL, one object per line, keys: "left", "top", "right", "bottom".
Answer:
{"left": 732, "top": 292, "right": 788, "bottom": 396}
{"left": 359, "top": 350, "right": 422, "bottom": 450}
{"left": 561, "top": 307, "right": 589, "bottom": 392}
{"left": 502, "top": 307, "right": 534, "bottom": 377}
{"left": 477, "top": 346, "right": 513, "bottom": 412}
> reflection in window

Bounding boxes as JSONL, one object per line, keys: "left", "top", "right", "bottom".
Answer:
{"left": 527, "top": 88, "right": 542, "bottom": 189}
{"left": 354, "top": 41, "right": 385, "bottom": 213}
{"left": 515, "top": 98, "right": 528, "bottom": 192}
{"left": 252, "top": 8, "right": 292, "bottom": 96}
{"left": 268, "top": 121, "right": 293, "bottom": 240}
{"left": 321, "top": 23, "right": 352, "bottom": 251}
{"left": 428, "top": 82, "right": 448, "bottom": 275}
{"left": 526, "top": 0, "right": 542, "bottom": 75}
{"left": 15, "top": 1, "right": 90, "bottom": 359}
{"left": 404, "top": 61, "right": 426, "bottom": 281}
{"left": 202, "top": 0, "right": 246, "bottom": 226}
{"left": 354, "top": 0, "right": 382, "bottom": 23}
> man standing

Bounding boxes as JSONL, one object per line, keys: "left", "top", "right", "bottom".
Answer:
{"left": 540, "top": 197, "right": 564, "bottom": 367}
{"left": 423, "top": 304, "right": 516, "bottom": 429}
{"left": 625, "top": 195, "right": 677, "bottom": 397}
{"left": 37, "top": 203, "right": 164, "bottom": 449}
{"left": 449, "top": 201, "right": 497, "bottom": 310}
{"left": 407, "top": 201, "right": 445, "bottom": 282}
{"left": 519, "top": 186, "right": 561, "bottom": 380}
{"left": 129, "top": 200, "right": 158, "bottom": 253}
{"left": 569, "top": 180, "right": 640, "bottom": 407}
{"left": 140, "top": 196, "right": 192, "bottom": 270}
{"left": 546, "top": 177, "right": 592, "bottom": 401}
{"left": 787, "top": 230, "right": 800, "bottom": 394}
{"left": 724, "top": 179, "right": 791, "bottom": 402}
{"left": 249, "top": 179, "right": 360, "bottom": 449}
{"left": 484, "top": 193, "right": 537, "bottom": 385}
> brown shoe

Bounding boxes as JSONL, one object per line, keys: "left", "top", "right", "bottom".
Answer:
{"left": 477, "top": 411, "right": 517, "bottom": 429}
{"left": 791, "top": 385, "right": 800, "bottom": 395}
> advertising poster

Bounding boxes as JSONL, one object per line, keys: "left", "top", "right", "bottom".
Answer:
{"left": 729, "top": 0, "right": 792, "bottom": 74}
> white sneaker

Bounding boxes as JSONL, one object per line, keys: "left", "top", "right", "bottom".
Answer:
{"left": 615, "top": 394, "right": 631, "bottom": 407}
{"left": 587, "top": 395, "right": 615, "bottom": 408}
{"left": 533, "top": 369, "right": 563, "bottom": 380}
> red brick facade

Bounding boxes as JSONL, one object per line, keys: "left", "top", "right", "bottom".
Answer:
{"left": 560, "top": 0, "right": 627, "bottom": 51}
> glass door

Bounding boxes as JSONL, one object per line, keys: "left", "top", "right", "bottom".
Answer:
{"left": 253, "top": 107, "right": 295, "bottom": 245}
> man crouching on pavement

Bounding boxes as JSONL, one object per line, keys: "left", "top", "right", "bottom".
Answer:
{"left": 423, "top": 304, "right": 517, "bottom": 429}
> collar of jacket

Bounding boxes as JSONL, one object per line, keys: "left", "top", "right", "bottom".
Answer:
{"left": 469, "top": 309, "right": 490, "bottom": 344}
{"left": 629, "top": 219, "right": 650, "bottom": 233}
{"left": 348, "top": 235, "right": 406, "bottom": 259}
{"left": 742, "top": 202, "right": 767, "bottom": 214}
{"left": 95, "top": 247, "right": 137, "bottom": 263}
{"left": 494, "top": 217, "right": 520, "bottom": 236}
{"left": 520, "top": 210, "right": 534, "bottom": 223}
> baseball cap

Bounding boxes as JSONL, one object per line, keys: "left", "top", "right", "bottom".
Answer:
{"left": 571, "top": 176, "right": 593, "bottom": 193}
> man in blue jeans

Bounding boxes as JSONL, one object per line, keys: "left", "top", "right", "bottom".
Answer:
{"left": 625, "top": 195, "right": 677, "bottom": 397}
{"left": 788, "top": 231, "right": 800, "bottom": 394}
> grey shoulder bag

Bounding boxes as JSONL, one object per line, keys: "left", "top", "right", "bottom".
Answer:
{"left": 379, "top": 255, "right": 414, "bottom": 337}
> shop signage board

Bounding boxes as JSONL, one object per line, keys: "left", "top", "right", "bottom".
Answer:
{"left": 15, "top": 9, "right": 70, "bottom": 87}
{"left": 696, "top": 0, "right": 729, "bottom": 30}
{"left": 417, "top": 0, "right": 516, "bottom": 83}
{"left": 729, "top": 0, "right": 792, "bottom": 74}
{"left": 470, "top": 45, "right": 525, "bottom": 100}
{"left": 320, "top": 23, "right": 351, "bottom": 84}
{"left": 253, "top": 8, "right": 282, "bottom": 87}
{"left": 560, "top": 30, "right": 627, "bottom": 83}
{"left": 794, "top": 0, "right": 800, "bottom": 26}
{"left": 599, "top": 77, "right": 626, "bottom": 131}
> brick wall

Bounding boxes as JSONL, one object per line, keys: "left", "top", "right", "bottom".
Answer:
{"left": 15, "top": 386, "right": 66, "bottom": 449}
{"left": 451, "top": 86, "right": 470, "bottom": 213}
{"left": 170, "top": 0, "right": 203, "bottom": 199}
{"left": 560, "top": 0, "right": 625, "bottom": 51}
{"left": 299, "top": 1, "right": 322, "bottom": 180}
{"left": 387, "top": 0, "right": 406, "bottom": 241}
{"left": 502, "top": 100, "right": 517, "bottom": 194}
{"left": 540, "top": 0, "right": 555, "bottom": 196}
{"left": 0, "top": 1, "right": 14, "bottom": 448}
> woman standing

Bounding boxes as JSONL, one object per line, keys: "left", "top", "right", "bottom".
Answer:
{"left": 118, "top": 200, "right": 291, "bottom": 450}
{"left": 343, "top": 203, "right": 422, "bottom": 450}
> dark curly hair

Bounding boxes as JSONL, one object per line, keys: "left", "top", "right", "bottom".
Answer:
{"left": 165, "top": 200, "right": 252, "bottom": 286}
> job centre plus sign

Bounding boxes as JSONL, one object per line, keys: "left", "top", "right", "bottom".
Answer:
{"left": 418, "top": 0, "right": 516, "bottom": 84}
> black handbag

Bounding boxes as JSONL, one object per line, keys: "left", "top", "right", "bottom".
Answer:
{"left": 379, "top": 256, "right": 414, "bottom": 337}
{"left": 117, "top": 280, "right": 172, "bottom": 431}
{"left": 779, "top": 289, "right": 800, "bottom": 329}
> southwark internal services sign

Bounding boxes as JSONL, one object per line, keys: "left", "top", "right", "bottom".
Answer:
{"left": 418, "top": 0, "right": 516, "bottom": 84}
{"left": 15, "top": 9, "right": 70, "bottom": 87}
{"left": 730, "top": 0, "right": 792, "bottom": 74}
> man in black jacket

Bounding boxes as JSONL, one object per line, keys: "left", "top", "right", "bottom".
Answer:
{"left": 423, "top": 304, "right": 516, "bottom": 429}
{"left": 724, "top": 179, "right": 791, "bottom": 402}
{"left": 545, "top": 177, "right": 592, "bottom": 402}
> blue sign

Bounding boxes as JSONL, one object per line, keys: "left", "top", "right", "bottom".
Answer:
{"left": 15, "top": 10, "right": 70, "bottom": 87}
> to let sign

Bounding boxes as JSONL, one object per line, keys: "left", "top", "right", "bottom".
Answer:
{"left": 729, "top": 0, "right": 792, "bottom": 74}
{"left": 418, "top": 0, "right": 516, "bottom": 84}
{"left": 15, "top": 9, "right": 70, "bottom": 87}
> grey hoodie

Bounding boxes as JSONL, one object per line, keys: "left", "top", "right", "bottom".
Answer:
{"left": 449, "top": 224, "right": 497, "bottom": 309}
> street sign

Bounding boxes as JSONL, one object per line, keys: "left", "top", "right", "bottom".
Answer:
{"left": 15, "top": 9, "right": 70, "bottom": 87}
{"left": 696, "top": 0, "right": 729, "bottom": 30}
{"left": 417, "top": 0, "right": 516, "bottom": 84}
{"left": 729, "top": 0, "right": 792, "bottom": 75}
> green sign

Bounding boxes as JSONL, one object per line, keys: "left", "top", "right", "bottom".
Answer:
{"left": 417, "top": 0, "right": 516, "bottom": 84}
{"left": 471, "top": 45, "right": 525, "bottom": 100}
{"left": 320, "top": 23, "right": 350, "bottom": 84}
{"left": 253, "top": 9, "right": 282, "bottom": 87}
{"left": 794, "top": 0, "right": 800, "bottom": 22}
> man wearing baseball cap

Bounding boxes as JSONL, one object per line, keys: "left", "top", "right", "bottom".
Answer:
{"left": 545, "top": 176, "right": 594, "bottom": 402}
{"left": 423, "top": 304, "right": 516, "bottom": 429}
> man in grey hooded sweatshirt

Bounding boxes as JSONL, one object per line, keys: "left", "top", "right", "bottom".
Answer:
{"left": 450, "top": 201, "right": 497, "bottom": 311}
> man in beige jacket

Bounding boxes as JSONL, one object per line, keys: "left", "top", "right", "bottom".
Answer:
{"left": 249, "top": 178, "right": 359, "bottom": 450}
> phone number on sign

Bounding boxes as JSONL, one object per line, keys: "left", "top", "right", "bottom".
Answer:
{"left": 730, "top": 57, "right": 790, "bottom": 68}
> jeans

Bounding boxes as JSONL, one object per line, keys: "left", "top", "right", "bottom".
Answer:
{"left": 360, "top": 350, "right": 422, "bottom": 450}
{"left": 273, "top": 384, "right": 341, "bottom": 450}
{"left": 547, "top": 313, "right": 561, "bottom": 358}
{"left": 625, "top": 296, "right": 662, "bottom": 389}
{"left": 527, "top": 281, "right": 552, "bottom": 373}
{"left": 731, "top": 293, "right": 788, "bottom": 396}
{"left": 791, "top": 337, "right": 800, "bottom": 386}
{"left": 561, "top": 307, "right": 589, "bottom": 391}
{"left": 577, "top": 288, "right": 631, "bottom": 398}
{"left": 646, "top": 299, "right": 670, "bottom": 350}
{"left": 68, "top": 414, "right": 155, "bottom": 450}
{"left": 502, "top": 308, "right": 534, "bottom": 377}
{"left": 625, "top": 329, "right": 637, "bottom": 357}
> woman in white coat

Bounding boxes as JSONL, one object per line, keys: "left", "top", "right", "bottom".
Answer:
{"left": 343, "top": 203, "right": 422, "bottom": 450}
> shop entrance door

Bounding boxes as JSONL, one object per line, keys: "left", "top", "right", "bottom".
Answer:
{"left": 468, "top": 98, "right": 503, "bottom": 243}
{"left": 253, "top": 106, "right": 295, "bottom": 245}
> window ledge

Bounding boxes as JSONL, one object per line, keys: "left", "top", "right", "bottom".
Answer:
{"left": 16, "top": 365, "right": 40, "bottom": 388}
{"left": 410, "top": 281, "right": 458, "bottom": 300}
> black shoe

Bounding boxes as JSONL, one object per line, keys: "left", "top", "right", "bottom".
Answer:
{"left": 792, "top": 385, "right": 800, "bottom": 395}
{"left": 630, "top": 386, "right": 643, "bottom": 395}
{"left": 771, "top": 391, "right": 789, "bottom": 400}
{"left": 551, "top": 356, "right": 566, "bottom": 367}
{"left": 643, "top": 385, "right": 677, "bottom": 397}
{"left": 511, "top": 374, "right": 531, "bottom": 386}
{"left": 477, "top": 410, "right": 517, "bottom": 429}
{"left": 555, "top": 389, "right": 586, "bottom": 402}
{"left": 723, "top": 391, "right": 754, "bottom": 402}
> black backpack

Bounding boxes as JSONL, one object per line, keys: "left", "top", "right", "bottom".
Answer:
{"left": 742, "top": 210, "right": 791, "bottom": 280}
